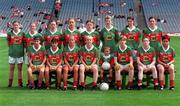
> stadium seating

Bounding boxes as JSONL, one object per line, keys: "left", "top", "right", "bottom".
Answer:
{"left": 0, "top": 0, "right": 54, "bottom": 33}
{"left": 141, "top": 0, "right": 180, "bottom": 33}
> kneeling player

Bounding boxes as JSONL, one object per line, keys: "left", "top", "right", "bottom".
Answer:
{"left": 99, "top": 47, "right": 114, "bottom": 83}
{"left": 114, "top": 36, "right": 134, "bottom": 90}
{"left": 63, "top": 36, "right": 80, "bottom": 90}
{"left": 79, "top": 36, "right": 99, "bottom": 90}
{"left": 45, "top": 38, "right": 63, "bottom": 90}
{"left": 28, "top": 36, "right": 46, "bottom": 89}
{"left": 157, "top": 35, "right": 176, "bottom": 90}
{"left": 137, "top": 37, "right": 158, "bottom": 89}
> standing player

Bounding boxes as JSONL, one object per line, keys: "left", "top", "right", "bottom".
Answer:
{"left": 99, "top": 47, "right": 114, "bottom": 83}
{"left": 157, "top": 35, "right": 176, "bottom": 90}
{"left": 81, "top": 19, "right": 100, "bottom": 49}
{"left": 114, "top": 36, "right": 134, "bottom": 90}
{"left": 100, "top": 15, "right": 119, "bottom": 53}
{"left": 45, "top": 38, "right": 63, "bottom": 90}
{"left": 143, "top": 16, "right": 163, "bottom": 51}
{"left": 28, "top": 36, "right": 46, "bottom": 89}
{"left": 79, "top": 36, "right": 99, "bottom": 90}
{"left": 62, "top": 18, "right": 81, "bottom": 47}
{"left": 137, "top": 37, "right": 158, "bottom": 89}
{"left": 63, "top": 36, "right": 80, "bottom": 90}
{"left": 44, "top": 20, "right": 62, "bottom": 50}
{"left": 7, "top": 20, "right": 25, "bottom": 87}
{"left": 121, "top": 16, "right": 141, "bottom": 62}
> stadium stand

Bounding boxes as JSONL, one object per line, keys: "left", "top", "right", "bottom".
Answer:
{"left": 0, "top": 0, "right": 54, "bottom": 33}
{"left": 141, "top": 0, "right": 180, "bottom": 33}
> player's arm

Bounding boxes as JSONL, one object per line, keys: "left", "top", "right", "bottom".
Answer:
{"left": 80, "top": 56, "right": 88, "bottom": 67}
{"left": 72, "top": 56, "right": 79, "bottom": 66}
{"left": 64, "top": 56, "right": 71, "bottom": 67}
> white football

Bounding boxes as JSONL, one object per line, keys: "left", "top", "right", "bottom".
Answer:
{"left": 100, "top": 83, "right": 109, "bottom": 91}
{"left": 102, "top": 62, "right": 111, "bottom": 70}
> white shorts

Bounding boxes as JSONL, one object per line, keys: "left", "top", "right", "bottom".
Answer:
{"left": 120, "top": 64, "right": 129, "bottom": 71}
{"left": 9, "top": 56, "right": 24, "bottom": 64}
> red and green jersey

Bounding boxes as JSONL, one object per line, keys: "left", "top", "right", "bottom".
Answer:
{"left": 157, "top": 46, "right": 176, "bottom": 64}
{"left": 99, "top": 54, "right": 114, "bottom": 66}
{"left": 24, "top": 32, "right": 42, "bottom": 52}
{"left": 121, "top": 27, "right": 141, "bottom": 50}
{"left": 100, "top": 27, "right": 119, "bottom": 52}
{"left": 81, "top": 30, "right": 100, "bottom": 48}
{"left": 62, "top": 29, "right": 81, "bottom": 46}
{"left": 43, "top": 30, "right": 62, "bottom": 50}
{"left": 63, "top": 45, "right": 80, "bottom": 66}
{"left": 115, "top": 45, "right": 132, "bottom": 65}
{"left": 29, "top": 45, "right": 46, "bottom": 65}
{"left": 47, "top": 47, "right": 63, "bottom": 66}
{"left": 137, "top": 46, "right": 155, "bottom": 65}
{"left": 143, "top": 27, "right": 162, "bottom": 51}
{"left": 80, "top": 45, "right": 98, "bottom": 65}
{"left": 7, "top": 30, "right": 25, "bottom": 58}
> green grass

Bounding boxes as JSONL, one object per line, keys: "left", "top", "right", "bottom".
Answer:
{"left": 0, "top": 37, "right": 180, "bottom": 106}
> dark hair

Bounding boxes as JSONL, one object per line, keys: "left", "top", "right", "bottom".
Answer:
{"left": 51, "top": 37, "right": 58, "bottom": 43}
{"left": 127, "top": 16, "right": 134, "bottom": 21}
{"left": 86, "top": 19, "right": 94, "bottom": 25}
{"left": 12, "top": 20, "right": 20, "bottom": 24}
{"left": 148, "top": 16, "right": 157, "bottom": 21}
{"left": 162, "top": 35, "right": 170, "bottom": 41}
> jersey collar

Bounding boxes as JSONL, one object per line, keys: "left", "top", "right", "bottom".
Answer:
{"left": 127, "top": 26, "right": 136, "bottom": 32}
{"left": 13, "top": 30, "right": 21, "bottom": 35}
{"left": 86, "top": 29, "right": 95, "bottom": 34}
{"left": 162, "top": 45, "right": 170, "bottom": 52}
{"left": 85, "top": 45, "right": 94, "bottom": 51}
{"left": 68, "top": 44, "right": 75, "bottom": 52}
{"left": 50, "top": 47, "right": 59, "bottom": 54}
{"left": 103, "top": 54, "right": 111, "bottom": 59}
{"left": 49, "top": 29, "right": 57, "bottom": 35}
{"left": 33, "top": 45, "right": 41, "bottom": 52}
{"left": 119, "top": 45, "right": 127, "bottom": 52}
{"left": 148, "top": 26, "right": 158, "bottom": 32}
{"left": 29, "top": 31, "right": 38, "bottom": 37}
{"left": 105, "top": 26, "right": 113, "bottom": 31}
{"left": 143, "top": 46, "right": 150, "bottom": 52}
{"left": 68, "top": 28, "right": 76, "bottom": 33}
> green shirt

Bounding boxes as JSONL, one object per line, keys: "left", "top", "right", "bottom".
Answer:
{"left": 43, "top": 30, "right": 62, "bottom": 50}
{"left": 143, "top": 27, "right": 162, "bottom": 51}
{"left": 121, "top": 27, "right": 141, "bottom": 50}
{"left": 157, "top": 46, "right": 175, "bottom": 64}
{"left": 100, "top": 27, "right": 119, "bottom": 52}
{"left": 137, "top": 46, "right": 155, "bottom": 65}
{"left": 80, "top": 45, "right": 98, "bottom": 65}
{"left": 81, "top": 30, "right": 100, "bottom": 48}
{"left": 114, "top": 45, "right": 132, "bottom": 65}
{"left": 29, "top": 45, "right": 46, "bottom": 65}
{"left": 63, "top": 45, "right": 80, "bottom": 66}
{"left": 47, "top": 47, "right": 63, "bottom": 66}
{"left": 7, "top": 31, "right": 25, "bottom": 58}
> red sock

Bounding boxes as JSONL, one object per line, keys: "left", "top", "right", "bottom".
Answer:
{"left": 73, "top": 81, "right": 78, "bottom": 87}
{"left": 92, "top": 82, "right": 97, "bottom": 86}
{"left": 138, "top": 80, "right": 142, "bottom": 86}
{"left": 153, "top": 78, "right": 158, "bottom": 86}
{"left": 116, "top": 80, "right": 121, "bottom": 88}
{"left": 170, "top": 80, "right": 174, "bottom": 87}
{"left": 64, "top": 81, "right": 67, "bottom": 87}
{"left": 80, "top": 82, "right": 85, "bottom": 86}
{"left": 159, "top": 80, "right": 163, "bottom": 87}
{"left": 108, "top": 77, "right": 112, "bottom": 81}
{"left": 128, "top": 81, "right": 133, "bottom": 87}
{"left": 8, "top": 79, "right": 13, "bottom": 86}
{"left": 100, "top": 77, "right": 104, "bottom": 81}
{"left": 18, "top": 79, "right": 23, "bottom": 86}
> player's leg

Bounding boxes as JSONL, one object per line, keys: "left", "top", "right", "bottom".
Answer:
{"left": 45, "top": 66, "right": 50, "bottom": 89}
{"left": 72, "top": 65, "right": 79, "bottom": 89}
{"left": 100, "top": 67, "right": 104, "bottom": 82}
{"left": 63, "top": 65, "right": 69, "bottom": 90}
{"left": 126, "top": 64, "right": 134, "bottom": 89}
{"left": 108, "top": 68, "right": 113, "bottom": 82}
{"left": 150, "top": 65, "right": 158, "bottom": 89}
{"left": 56, "top": 66, "right": 62, "bottom": 90}
{"left": 115, "top": 65, "right": 123, "bottom": 90}
{"left": 91, "top": 64, "right": 98, "bottom": 89}
{"left": 17, "top": 57, "right": 24, "bottom": 87}
{"left": 157, "top": 64, "right": 165, "bottom": 89}
{"left": 38, "top": 66, "right": 45, "bottom": 88}
{"left": 27, "top": 67, "right": 34, "bottom": 89}
{"left": 138, "top": 65, "right": 144, "bottom": 89}
{"left": 168, "top": 64, "right": 175, "bottom": 90}
{"left": 79, "top": 64, "right": 85, "bottom": 89}
{"left": 8, "top": 56, "right": 16, "bottom": 87}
